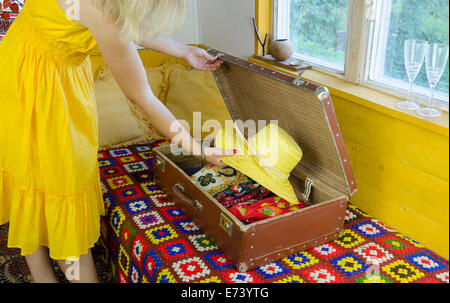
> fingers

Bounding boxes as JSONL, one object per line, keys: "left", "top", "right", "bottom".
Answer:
{"left": 203, "top": 51, "right": 223, "bottom": 69}
{"left": 209, "top": 60, "right": 223, "bottom": 69}
{"left": 200, "top": 60, "right": 223, "bottom": 71}
{"left": 203, "top": 50, "right": 218, "bottom": 62}
{"left": 220, "top": 149, "right": 237, "bottom": 156}
{"left": 204, "top": 147, "right": 236, "bottom": 156}
{"left": 214, "top": 159, "right": 228, "bottom": 169}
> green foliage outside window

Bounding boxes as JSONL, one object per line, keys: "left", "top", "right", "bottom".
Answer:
{"left": 386, "top": 0, "right": 449, "bottom": 93}
{"left": 289, "top": 0, "right": 348, "bottom": 66}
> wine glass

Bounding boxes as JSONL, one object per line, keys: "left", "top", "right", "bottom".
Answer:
{"left": 397, "top": 40, "right": 427, "bottom": 110}
{"left": 417, "top": 43, "right": 449, "bottom": 118}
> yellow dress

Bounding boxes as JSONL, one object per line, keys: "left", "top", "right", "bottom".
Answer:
{"left": 0, "top": 0, "right": 105, "bottom": 260}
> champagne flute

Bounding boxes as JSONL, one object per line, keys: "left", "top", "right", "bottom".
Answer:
{"left": 397, "top": 40, "right": 427, "bottom": 110}
{"left": 417, "top": 43, "right": 449, "bottom": 118}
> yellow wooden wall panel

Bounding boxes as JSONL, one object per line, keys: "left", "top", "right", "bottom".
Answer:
{"left": 352, "top": 142, "right": 449, "bottom": 226}
{"left": 341, "top": 134, "right": 449, "bottom": 214}
{"left": 332, "top": 96, "right": 449, "bottom": 182}
{"left": 331, "top": 95, "right": 449, "bottom": 258}
{"left": 352, "top": 182, "right": 449, "bottom": 258}
{"left": 364, "top": 146, "right": 447, "bottom": 212}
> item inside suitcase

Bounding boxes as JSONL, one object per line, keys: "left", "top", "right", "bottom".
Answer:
{"left": 185, "top": 164, "right": 306, "bottom": 224}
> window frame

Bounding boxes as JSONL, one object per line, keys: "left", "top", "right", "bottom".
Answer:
{"left": 272, "top": 0, "right": 449, "bottom": 110}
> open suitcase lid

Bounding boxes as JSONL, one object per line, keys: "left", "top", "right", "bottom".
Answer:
{"left": 208, "top": 49, "right": 357, "bottom": 198}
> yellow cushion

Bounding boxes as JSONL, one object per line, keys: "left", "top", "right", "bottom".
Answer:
{"left": 165, "top": 68, "right": 232, "bottom": 139}
{"left": 94, "top": 66, "right": 166, "bottom": 150}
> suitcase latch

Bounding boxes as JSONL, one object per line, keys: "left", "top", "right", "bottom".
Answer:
{"left": 293, "top": 73, "right": 305, "bottom": 86}
{"left": 301, "top": 177, "right": 314, "bottom": 202}
{"left": 155, "top": 155, "right": 165, "bottom": 173}
{"left": 219, "top": 213, "right": 233, "bottom": 236}
{"left": 293, "top": 64, "right": 312, "bottom": 86}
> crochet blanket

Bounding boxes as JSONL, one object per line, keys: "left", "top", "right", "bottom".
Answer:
{"left": 96, "top": 140, "right": 449, "bottom": 283}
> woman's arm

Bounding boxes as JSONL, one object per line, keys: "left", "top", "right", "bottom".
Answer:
{"left": 141, "top": 36, "right": 223, "bottom": 71}
{"left": 139, "top": 36, "right": 189, "bottom": 60}
{"left": 77, "top": 1, "right": 232, "bottom": 167}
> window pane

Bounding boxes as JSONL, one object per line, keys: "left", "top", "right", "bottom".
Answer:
{"left": 288, "top": 0, "right": 349, "bottom": 70}
{"left": 373, "top": 0, "right": 449, "bottom": 98}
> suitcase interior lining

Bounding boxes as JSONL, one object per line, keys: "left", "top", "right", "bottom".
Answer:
{"left": 213, "top": 62, "right": 351, "bottom": 196}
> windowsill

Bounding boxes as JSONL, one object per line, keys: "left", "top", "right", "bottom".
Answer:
{"left": 249, "top": 55, "right": 449, "bottom": 137}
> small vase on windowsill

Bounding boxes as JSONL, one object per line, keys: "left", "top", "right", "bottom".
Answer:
{"left": 269, "top": 39, "right": 295, "bottom": 61}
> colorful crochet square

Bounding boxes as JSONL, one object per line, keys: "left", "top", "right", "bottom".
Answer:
{"left": 283, "top": 252, "right": 319, "bottom": 270}
{"left": 352, "top": 221, "right": 387, "bottom": 238}
{"left": 311, "top": 243, "right": 343, "bottom": 259}
{"left": 133, "top": 211, "right": 164, "bottom": 230}
{"left": 109, "top": 148, "right": 133, "bottom": 158}
{"left": 256, "top": 262, "right": 290, "bottom": 279}
{"left": 146, "top": 224, "right": 178, "bottom": 245}
{"left": 131, "top": 171, "right": 154, "bottom": 183}
{"left": 95, "top": 140, "right": 449, "bottom": 283}
{"left": 160, "top": 239, "right": 194, "bottom": 261}
{"left": 173, "top": 220, "right": 201, "bottom": 234}
{"left": 98, "top": 159, "right": 115, "bottom": 168}
{"left": 107, "top": 175, "right": 134, "bottom": 190}
{"left": 124, "top": 198, "right": 152, "bottom": 215}
{"left": 100, "top": 166, "right": 125, "bottom": 178}
{"left": 329, "top": 253, "right": 370, "bottom": 277}
{"left": 115, "top": 185, "right": 144, "bottom": 201}
{"left": 172, "top": 257, "right": 211, "bottom": 282}
{"left": 204, "top": 252, "right": 234, "bottom": 270}
{"left": 160, "top": 207, "right": 187, "bottom": 221}
{"left": 118, "top": 155, "right": 140, "bottom": 164}
{"left": 302, "top": 264, "right": 344, "bottom": 283}
{"left": 382, "top": 260, "right": 425, "bottom": 283}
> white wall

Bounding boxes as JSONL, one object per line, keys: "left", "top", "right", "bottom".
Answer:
{"left": 197, "top": 0, "right": 255, "bottom": 59}
{"left": 169, "top": 0, "right": 256, "bottom": 59}
{"left": 169, "top": 0, "right": 201, "bottom": 45}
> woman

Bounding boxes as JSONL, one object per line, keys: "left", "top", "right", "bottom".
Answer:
{"left": 0, "top": 0, "right": 232, "bottom": 283}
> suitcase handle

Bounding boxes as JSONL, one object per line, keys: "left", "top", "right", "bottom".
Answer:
{"left": 173, "top": 183, "right": 203, "bottom": 211}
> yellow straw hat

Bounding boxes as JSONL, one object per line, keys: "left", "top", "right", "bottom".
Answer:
{"left": 215, "top": 123, "right": 303, "bottom": 205}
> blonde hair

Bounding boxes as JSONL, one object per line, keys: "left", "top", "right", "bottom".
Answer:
{"left": 95, "top": 0, "right": 187, "bottom": 43}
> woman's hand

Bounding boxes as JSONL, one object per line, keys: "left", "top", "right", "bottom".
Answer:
{"left": 183, "top": 46, "right": 223, "bottom": 71}
{"left": 141, "top": 37, "right": 223, "bottom": 71}
{"left": 203, "top": 147, "right": 236, "bottom": 168}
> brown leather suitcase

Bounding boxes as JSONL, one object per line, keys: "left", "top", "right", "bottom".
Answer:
{"left": 152, "top": 49, "right": 357, "bottom": 273}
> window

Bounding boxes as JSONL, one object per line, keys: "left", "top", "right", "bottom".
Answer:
{"left": 274, "top": 0, "right": 349, "bottom": 72}
{"left": 365, "top": 0, "right": 449, "bottom": 106}
{"left": 274, "top": 0, "right": 449, "bottom": 107}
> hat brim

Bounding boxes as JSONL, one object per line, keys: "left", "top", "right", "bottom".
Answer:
{"left": 216, "top": 127, "right": 300, "bottom": 206}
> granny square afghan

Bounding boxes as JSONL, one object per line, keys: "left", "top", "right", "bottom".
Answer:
{"left": 96, "top": 140, "right": 449, "bottom": 283}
